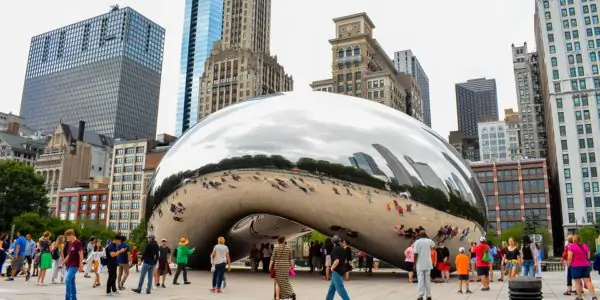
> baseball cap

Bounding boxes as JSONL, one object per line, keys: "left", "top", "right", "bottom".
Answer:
{"left": 459, "top": 247, "right": 465, "bottom": 252}
{"left": 479, "top": 236, "right": 486, "bottom": 242}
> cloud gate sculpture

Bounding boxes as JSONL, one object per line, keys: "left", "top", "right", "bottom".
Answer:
{"left": 146, "top": 91, "right": 487, "bottom": 270}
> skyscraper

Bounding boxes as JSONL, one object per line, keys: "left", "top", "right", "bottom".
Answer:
{"left": 175, "top": 0, "right": 224, "bottom": 136}
{"left": 197, "top": 0, "right": 293, "bottom": 119}
{"left": 455, "top": 78, "right": 499, "bottom": 138}
{"left": 535, "top": 0, "right": 600, "bottom": 234}
{"left": 19, "top": 7, "right": 165, "bottom": 140}
{"left": 512, "top": 42, "right": 548, "bottom": 159}
{"left": 348, "top": 152, "right": 385, "bottom": 176}
{"left": 394, "top": 50, "right": 431, "bottom": 127}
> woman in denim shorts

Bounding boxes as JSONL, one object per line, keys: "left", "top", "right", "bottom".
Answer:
{"left": 504, "top": 238, "right": 521, "bottom": 279}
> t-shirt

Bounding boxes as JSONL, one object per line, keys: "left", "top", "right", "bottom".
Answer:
{"left": 213, "top": 244, "right": 229, "bottom": 264}
{"left": 158, "top": 246, "right": 171, "bottom": 262}
{"left": 405, "top": 246, "right": 414, "bottom": 263}
{"left": 39, "top": 240, "right": 51, "bottom": 253}
{"left": 413, "top": 237, "right": 435, "bottom": 271}
{"left": 330, "top": 245, "right": 347, "bottom": 275}
{"left": 142, "top": 241, "right": 160, "bottom": 265}
{"left": 15, "top": 236, "right": 27, "bottom": 256}
{"left": 104, "top": 243, "right": 118, "bottom": 267}
{"left": 455, "top": 253, "right": 470, "bottom": 275}
{"left": 117, "top": 243, "right": 130, "bottom": 264}
{"left": 65, "top": 239, "right": 83, "bottom": 268}
{"left": 568, "top": 243, "right": 590, "bottom": 267}
{"left": 474, "top": 242, "right": 491, "bottom": 267}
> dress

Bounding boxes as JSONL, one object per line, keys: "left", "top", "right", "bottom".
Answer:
{"left": 39, "top": 240, "right": 52, "bottom": 270}
{"left": 271, "top": 244, "right": 294, "bottom": 298}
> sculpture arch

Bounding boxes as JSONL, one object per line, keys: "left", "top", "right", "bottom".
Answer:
{"left": 146, "top": 91, "right": 487, "bottom": 269}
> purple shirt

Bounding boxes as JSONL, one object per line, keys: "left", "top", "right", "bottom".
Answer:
{"left": 65, "top": 240, "right": 83, "bottom": 268}
{"left": 568, "top": 243, "right": 590, "bottom": 267}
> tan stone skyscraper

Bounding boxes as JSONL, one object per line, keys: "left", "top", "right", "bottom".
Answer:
{"left": 198, "top": 0, "right": 293, "bottom": 120}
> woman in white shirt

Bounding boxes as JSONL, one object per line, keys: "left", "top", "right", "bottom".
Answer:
{"left": 91, "top": 240, "right": 104, "bottom": 288}
{"left": 210, "top": 237, "right": 231, "bottom": 293}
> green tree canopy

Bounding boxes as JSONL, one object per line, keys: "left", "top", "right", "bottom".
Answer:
{"left": 488, "top": 221, "right": 553, "bottom": 254}
{"left": 129, "top": 219, "right": 148, "bottom": 249}
{"left": 0, "top": 160, "right": 48, "bottom": 231}
{"left": 576, "top": 226, "right": 599, "bottom": 251}
{"left": 10, "top": 212, "right": 116, "bottom": 243}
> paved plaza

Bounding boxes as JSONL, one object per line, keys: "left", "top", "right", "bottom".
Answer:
{"left": 0, "top": 268, "right": 596, "bottom": 300}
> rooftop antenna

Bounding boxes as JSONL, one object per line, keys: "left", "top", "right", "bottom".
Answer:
{"left": 110, "top": 4, "right": 120, "bottom": 12}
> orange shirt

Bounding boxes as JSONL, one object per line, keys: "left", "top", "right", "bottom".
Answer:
{"left": 455, "top": 253, "right": 469, "bottom": 275}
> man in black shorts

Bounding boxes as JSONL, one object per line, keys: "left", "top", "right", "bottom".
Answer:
{"left": 473, "top": 237, "right": 490, "bottom": 291}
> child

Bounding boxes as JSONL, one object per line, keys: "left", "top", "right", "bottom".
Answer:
{"left": 92, "top": 241, "right": 104, "bottom": 288}
{"left": 455, "top": 247, "right": 472, "bottom": 294}
{"left": 32, "top": 248, "right": 41, "bottom": 277}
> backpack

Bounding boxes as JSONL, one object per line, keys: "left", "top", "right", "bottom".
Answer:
{"left": 101, "top": 248, "right": 109, "bottom": 266}
{"left": 51, "top": 247, "right": 59, "bottom": 260}
{"left": 173, "top": 247, "right": 178, "bottom": 258}
{"left": 482, "top": 247, "right": 491, "bottom": 263}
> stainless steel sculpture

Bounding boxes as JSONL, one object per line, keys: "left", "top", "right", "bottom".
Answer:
{"left": 146, "top": 91, "right": 487, "bottom": 270}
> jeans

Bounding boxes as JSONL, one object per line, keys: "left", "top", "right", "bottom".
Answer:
{"left": 65, "top": 267, "right": 78, "bottom": 300}
{"left": 106, "top": 265, "right": 117, "bottom": 294}
{"left": 417, "top": 269, "right": 432, "bottom": 298}
{"left": 326, "top": 272, "right": 350, "bottom": 300}
{"left": 212, "top": 263, "right": 226, "bottom": 288}
{"left": 136, "top": 262, "right": 154, "bottom": 293}
{"left": 173, "top": 263, "right": 188, "bottom": 283}
{"left": 522, "top": 260, "right": 534, "bottom": 277}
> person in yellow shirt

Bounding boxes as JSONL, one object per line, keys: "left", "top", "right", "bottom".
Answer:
{"left": 455, "top": 247, "right": 472, "bottom": 294}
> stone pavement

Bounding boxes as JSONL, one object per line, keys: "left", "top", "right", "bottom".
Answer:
{"left": 0, "top": 269, "right": 595, "bottom": 300}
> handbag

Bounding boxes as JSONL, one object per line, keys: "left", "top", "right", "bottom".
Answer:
{"left": 289, "top": 268, "right": 296, "bottom": 277}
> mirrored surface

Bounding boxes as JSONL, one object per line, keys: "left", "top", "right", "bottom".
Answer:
{"left": 146, "top": 91, "right": 487, "bottom": 269}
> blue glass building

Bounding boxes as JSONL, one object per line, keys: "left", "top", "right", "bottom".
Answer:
{"left": 175, "top": 0, "right": 224, "bottom": 136}
{"left": 20, "top": 7, "right": 165, "bottom": 139}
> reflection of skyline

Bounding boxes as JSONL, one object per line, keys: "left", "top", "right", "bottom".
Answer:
{"left": 372, "top": 144, "right": 419, "bottom": 186}
{"left": 348, "top": 152, "right": 386, "bottom": 177}
{"left": 404, "top": 155, "right": 449, "bottom": 194}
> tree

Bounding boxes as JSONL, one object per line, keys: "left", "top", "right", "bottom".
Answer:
{"left": 129, "top": 219, "right": 148, "bottom": 249}
{"left": 576, "top": 226, "right": 598, "bottom": 251}
{"left": 0, "top": 160, "right": 48, "bottom": 231}
{"left": 11, "top": 212, "right": 116, "bottom": 243}
{"left": 497, "top": 221, "right": 553, "bottom": 254}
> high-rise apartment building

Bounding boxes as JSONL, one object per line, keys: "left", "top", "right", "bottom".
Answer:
{"left": 20, "top": 7, "right": 165, "bottom": 139}
{"left": 310, "top": 13, "right": 422, "bottom": 122}
{"left": 55, "top": 178, "right": 110, "bottom": 223}
{"left": 175, "top": 0, "right": 224, "bottom": 135}
{"left": 197, "top": 0, "right": 293, "bottom": 119}
{"left": 512, "top": 42, "right": 548, "bottom": 159}
{"left": 478, "top": 115, "right": 521, "bottom": 163}
{"left": 35, "top": 121, "right": 113, "bottom": 214}
{"left": 455, "top": 78, "right": 499, "bottom": 138}
{"left": 107, "top": 135, "right": 175, "bottom": 236}
{"left": 535, "top": 0, "right": 600, "bottom": 234}
{"left": 448, "top": 130, "right": 480, "bottom": 162}
{"left": 471, "top": 159, "right": 552, "bottom": 235}
{"left": 394, "top": 50, "right": 431, "bottom": 127}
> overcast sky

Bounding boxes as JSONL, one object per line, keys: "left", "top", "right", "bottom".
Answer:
{"left": 1, "top": 0, "right": 535, "bottom": 140}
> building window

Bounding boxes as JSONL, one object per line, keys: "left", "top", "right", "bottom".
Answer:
{"left": 551, "top": 57, "right": 558, "bottom": 66}
{"left": 567, "top": 197, "right": 574, "bottom": 208}
{"left": 564, "top": 168, "right": 571, "bottom": 179}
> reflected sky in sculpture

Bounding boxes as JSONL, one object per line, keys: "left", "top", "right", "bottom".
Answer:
{"left": 146, "top": 91, "right": 487, "bottom": 269}
{"left": 152, "top": 91, "right": 481, "bottom": 209}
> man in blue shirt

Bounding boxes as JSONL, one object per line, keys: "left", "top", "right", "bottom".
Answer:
{"left": 6, "top": 230, "right": 27, "bottom": 281}
{"left": 117, "top": 236, "right": 131, "bottom": 290}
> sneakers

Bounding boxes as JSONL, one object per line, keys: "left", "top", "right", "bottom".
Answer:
{"left": 184, "top": 281, "right": 191, "bottom": 284}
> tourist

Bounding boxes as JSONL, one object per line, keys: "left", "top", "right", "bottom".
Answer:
{"left": 263, "top": 243, "right": 273, "bottom": 274}
{"left": 132, "top": 234, "right": 160, "bottom": 294}
{"left": 32, "top": 248, "right": 40, "bottom": 277}
{"left": 535, "top": 243, "right": 543, "bottom": 278}
{"left": 435, "top": 242, "right": 450, "bottom": 282}
{"left": 0, "top": 234, "right": 9, "bottom": 276}
{"left": 50, "top": 235, "right": 66, "bottom": 284}
{"left": 468, "top": 241, "right": 477, "bottom": 281}
{"left": 105, "top": 235, "right": 126, "bottom": 296}
{"left": 323, "top": 238, "right": 334, "bottom": 280}
{"left": 325, "top": 236, "right": 350, "bottom": 300}
{"left": 173, "top": 236, "right": 195, "bottom": 285}
{"left": 63, "top": 229, "right": 83, "bottom": 300}
{"left": 156, "top": 238, "right": 172, "bottom": 288}
{"left": 504, "top": 237, "right": 521, "bottom": 279}
{"left": 91, "top": 241, "right": 103, "bottom": 288}
{"left": 210, "top": 236, "right": 230, "bottom": 293}
{"left": 37, "top": 231, "right": 52, "bottom": 285}
{"left": 413, "top": 230, "right": 435, "bottom": 300}
{"left": 562, "top": 237, "right": 574, "bottom": 295}
{"left": 498, "top": 241, "right": 508, "bottom": 282}
{"left": 6, "top": 230, "right": 27, "bottom": 281}
{"left": 343, "top": 240, "right": 353, "bottom": 281}
{"left": 567, "top": 234, "right": 598, "bottom": 300}
{"left": 24, "top": 233, "right": 36, "bottom": 280}
{"left": 455, "top": 247, "right": 471, "bottom": 294}
{"left": 487, "top": 241, "right": 497, "bottom": 282}
{"left": 268, "top": 236, "right": 294, "bottom": 299}
{"left": 131, "top": 244, "right": 139, "bottom": 272}
{"left": 117, "top": 236, "right": 131, "bottom": 290}
{"left": 520, "top": 235, "right": 538, "bottom": 277}
{"left": 404, "top": 240, "right": 415, "bottom": 284}
{"left": 84, "top": 237, "right": 96, "bottom": 278}
{"left": 473, "top": 237, "right": 491, "bottom": 291}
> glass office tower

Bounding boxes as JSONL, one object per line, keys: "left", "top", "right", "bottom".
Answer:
{"left": 175, "top": 0, "right": 224, "bottom": 136}
{"left": 20, "top": 7, "right": 165, "bottom": 139}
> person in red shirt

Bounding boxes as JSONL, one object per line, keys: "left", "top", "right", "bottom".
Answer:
{"left": 131, "top": 246, "right": 139, "bottom": 272}
{"left": 473, "top": 237, "right": 491, "bottom": 291}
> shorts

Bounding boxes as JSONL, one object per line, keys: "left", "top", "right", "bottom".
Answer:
{"left": 470, "top": 257, "right": 476, "bottom": 264}
{"left": 11, "top": 255, "right": 25, "bottom": 269}
{"left": 436, "top": 262, "right": 451, "bottom": 271}
{"left": 458, "top": 274, "right": 469, "bottom": 281}
{"left": 476, "top": 266, "right": 490, "bottom": 277}
{"left": 405, "top": 261, "right": 414, "bottom": 271}
{"left": 325, "top": 255, "right": 332, "bottom": 267}
{"left": 570, "top": 266, "right": 591, "bottom": 279}
{"left": 25, "top": 255, "right": 32, "bottom": 265}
